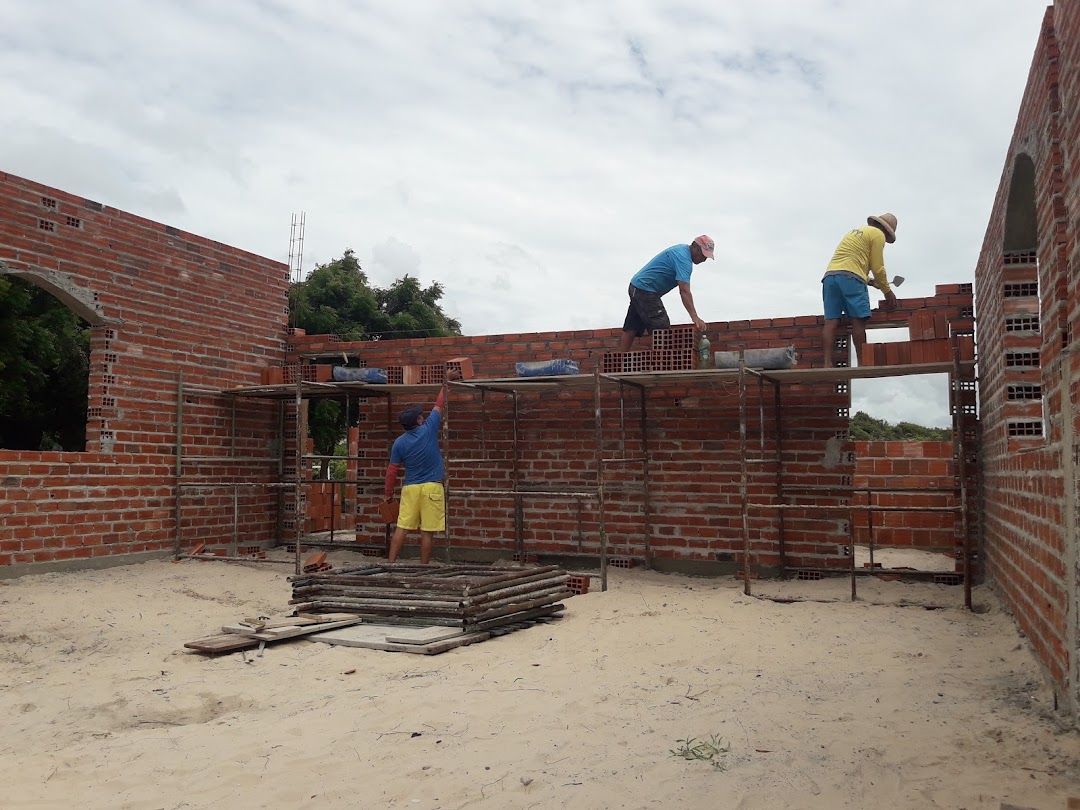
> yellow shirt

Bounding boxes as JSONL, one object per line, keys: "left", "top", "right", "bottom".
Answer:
{"left": 824, "top": 227, "right": 891, "bottom": 292}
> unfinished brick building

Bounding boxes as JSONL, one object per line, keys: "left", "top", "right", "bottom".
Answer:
{"left": 973, "top": 0, "right": 1080, "bottom": 720}
{"left": 1, "top": 0, "right": 1077, "bottom": 725}
{"left": 0, "top": 163, "right": 977, "bottom": 586}
{"left": 0, "top": 164, "right": 978, "bottom": 589}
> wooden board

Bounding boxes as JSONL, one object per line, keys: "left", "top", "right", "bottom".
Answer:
{"left": 246, "top": 617, "right": 362, "bottom": 641}
{"left": 309, "top": 624, "right": 488, "bottom": 655}
{"left": 383, "top": 626, "right": 465, "bottom": 645}
{"left": 297, "top": 612, "right": 361, "bottom": 622}
{"left": 222, "top": 618, "right": 320, "bottom": 634}
{"left": 184, "top": 634, "right": 260, "bottom": 653}
{"left": 221, "top": 613, "right": 359, "bottom": 635}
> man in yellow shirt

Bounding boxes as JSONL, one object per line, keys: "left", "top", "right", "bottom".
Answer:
{"left": 821, "top": 213, "right": 899, "bottom": 366}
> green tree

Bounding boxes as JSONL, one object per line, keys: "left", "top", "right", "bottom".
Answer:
{"left": 288, "top": 250, "right": 463, "bottom": 476}
{"left": 288, "top": 249, "right": 462, "bottom": 342}
{"left": 849, "top": 411, "right": 951, "bottom": 441}
{"left": 374, "top": 275, "right": 462, "bottom": 339}
{"left": 0, "top": 277, "right": 90, "bottom": 451}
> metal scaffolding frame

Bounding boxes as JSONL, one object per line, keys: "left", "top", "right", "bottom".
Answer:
{"left": 173, "top": 373, "right": 285, "bottom": 567}
{"left": 203, "top": 351, "right": 975, "bottom": 601}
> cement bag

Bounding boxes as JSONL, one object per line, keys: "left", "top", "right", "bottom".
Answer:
{"left": 515, "top": 359, "right": 580, "bottom": 377}
{"left": 333, "top": 366, "right": 388, "bottom": 383}
{"left": 713, "top": 346, "right": 798, "bottom": 370}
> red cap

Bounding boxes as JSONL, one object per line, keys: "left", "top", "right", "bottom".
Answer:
{"left": 693, "top": 235, "right": 715, "bottom": 259}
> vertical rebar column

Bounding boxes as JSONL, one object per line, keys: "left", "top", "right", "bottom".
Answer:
{"left": 293, "top": 376, "right": 303, "bottom": 576}
{"left": 848, "top": 498, "right": 857, "bottom": 601}
{"left": 343, "top": 391, "right": 350, "bottom": 543}
{"left": 442, "top": 385, "right": 452, "bottom": 562}
{"left": 330, "top": 475, "right": 337, "bottom": 543}
{"left": 739, "top": 352, "right": 751, "bottom": 595}
{"left": 232, "top": 487, "right": 239, "bottom": 555}
{"left": 867, "top": 488, "right": 875, "bottom": 570}
{"left": 619, "top": 384, "right": 626, "bottom": 456}
{"left": 773, "top": 382, "right": 787, "bottom": 578}
{"left": 276, "top": 400, "right": 285, "bottom": 548}
{"left": 512, "top": 391, "right": 523, "bottom": 559}
{"left": 594, "top": 371, "right": 609, "bottom": 591}
{"left": 640, "top": 386, "right": 652, "bottom": 568}
{"left": 480, "top": 388, "right": 487, "bottom": 457}
{"left": 758, "top": 376, "right": 765, "bottom": 456}
{"left": 952, "top": 343, "right": 972, "bottom": 609}
{"left": 385, "top": 395, "right": 394, "bottom": 556}
{"left": 173, "top": 370, "right": 184, "bottom": 559}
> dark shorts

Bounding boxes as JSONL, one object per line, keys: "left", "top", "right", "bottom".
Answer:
{"left": 622, "top": 284, "right": 670, "bottom": 337}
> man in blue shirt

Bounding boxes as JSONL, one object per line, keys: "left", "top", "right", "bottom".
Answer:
{"left": 619, "top": 235, "right": 714, "bottom": 351}
{"left": 383, "top": 383, "right": 448, "bottom": 564}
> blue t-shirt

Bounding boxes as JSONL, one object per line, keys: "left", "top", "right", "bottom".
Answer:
{"left": 630, "top": 244, "right": 693, "bottom": 295}
{"left": 390, "top": 409, "right": 444, "bottom": 486}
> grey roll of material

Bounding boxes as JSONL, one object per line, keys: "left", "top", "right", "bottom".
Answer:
{"left": 713, "top": 346, "right": 798, "bottom": 370}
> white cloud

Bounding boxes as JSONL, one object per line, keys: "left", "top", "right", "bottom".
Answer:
{"left": 0, "top": 0, "right": 1046, "bottom": 424}
{"left": 370, "top": 237, "right": 422, "bottom": 282}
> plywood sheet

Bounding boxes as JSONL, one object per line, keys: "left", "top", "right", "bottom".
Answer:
{"left": 383, "top": 626, "right": 465, "bottom": 644}
{"left": 309, "top": 624, "right": 488, "bottom": 654}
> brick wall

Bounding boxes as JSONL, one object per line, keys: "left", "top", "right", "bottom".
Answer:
{"left": 974, "top": 1, "right": 1080, "bottom": 717}
{"left": 295, "top": 295, "right": 973, "bottom": 574}
{"left": 0, "top": 172, "right": 288, "bottom": 568}
{"left": 0, "top": 169, "right": 985, "bottom": 609}
{"left": 852, "top": 441, "right": 965, "bottom": 563}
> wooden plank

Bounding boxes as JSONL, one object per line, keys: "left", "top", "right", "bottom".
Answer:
{"left": 222, "top": 618, "right": 320, "bottom": 634}
{"left": 297, "top": 612, "right": 362, "bottom": 622}
{"left": 184, "top": 634, "right": 260, "bottom": 653}
{"left": 309, "top": 624, "right": 489, "bottom": 654}
{"left": 246, "top": 617, "right": 362, "bottom": 641}
{"left": 221, "top": 612, "right": 359, "bottom": 634}
{"left": 384, "top": 626, "right": 465, "bottom": 644}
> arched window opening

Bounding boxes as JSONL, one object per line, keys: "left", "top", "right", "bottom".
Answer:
{"left": 0, "top": 276, "right": 91, "bottom": 451}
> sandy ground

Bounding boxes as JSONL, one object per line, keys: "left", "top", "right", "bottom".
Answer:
{"left": 1, "top": 554, "right": 1079, "bottom": 810}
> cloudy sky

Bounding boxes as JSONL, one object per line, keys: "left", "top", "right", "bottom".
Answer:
{"left": 0, "top": 1, "right": 1050, "bottom": 426}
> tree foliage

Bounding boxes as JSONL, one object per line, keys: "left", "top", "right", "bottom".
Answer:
{"left": 0, "top": 277, "right": 90, "bottom": 451}
{"left": 849, "top": 411, "right": 951, "bottom": 442}
{"left": 288, "top": 249, "right": 461, "bottom": 342}
{"left": 287, "top": 250, "right": 463, "bottom": 475}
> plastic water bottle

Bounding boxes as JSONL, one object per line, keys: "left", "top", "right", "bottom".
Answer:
{"left": 697, "top": 333, "right": 711, "bottom": 370}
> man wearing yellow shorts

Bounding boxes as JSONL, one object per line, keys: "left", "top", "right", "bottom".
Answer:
{"left": 383, "top": 383, "right": 448, "bottom": 564}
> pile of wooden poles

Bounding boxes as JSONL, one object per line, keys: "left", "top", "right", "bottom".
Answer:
{"left": 290, "top": 563, "right": 571, "bottom": 631}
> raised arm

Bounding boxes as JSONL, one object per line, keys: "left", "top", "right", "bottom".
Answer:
{"left": 432, "top": 382, "right": 448, "bottom": 416}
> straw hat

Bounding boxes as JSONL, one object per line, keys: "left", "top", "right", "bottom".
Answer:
{"left": 867, "top": 213, "right": 897, "bottom": 243}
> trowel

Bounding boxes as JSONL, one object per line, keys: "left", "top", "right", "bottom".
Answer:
{"left": 868, "top": 275, "right": 905, "bottom": 289}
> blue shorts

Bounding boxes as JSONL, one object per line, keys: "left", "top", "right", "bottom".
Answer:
{"left": 822, "top": 274, "right": 871, "bottom": 320}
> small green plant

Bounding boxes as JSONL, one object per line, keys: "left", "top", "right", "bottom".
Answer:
{"left": 670, "top": 734, "right": 730, "bottom": 770}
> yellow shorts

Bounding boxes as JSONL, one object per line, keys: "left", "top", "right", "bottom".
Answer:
{"left": 397, "top": 482, "right": 445, "bottom": 532}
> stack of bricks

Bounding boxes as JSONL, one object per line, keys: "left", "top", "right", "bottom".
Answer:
{"left": 600, "top": 326, "right": 697, "bottom": 373}
{"left": 859, "top": 284, "right": 976, "bottom": 367}
{"left": 386, "top": 364, "right": 447, "bottom": 385}
{"left": 262, "top": 363, "right": 333, "bottom": 386}
{"left": 285, "top": 330, "right": 342, "bottom": 362}
{"left": 306, "top": 482, "right": 335, "bottom": 533}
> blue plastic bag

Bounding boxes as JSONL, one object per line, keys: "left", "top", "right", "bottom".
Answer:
{"left": 515, "top": 359, "right": 580, "bottom": 377}
{"left": 332, "top": 366, "right": 388, "bottom": 383}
